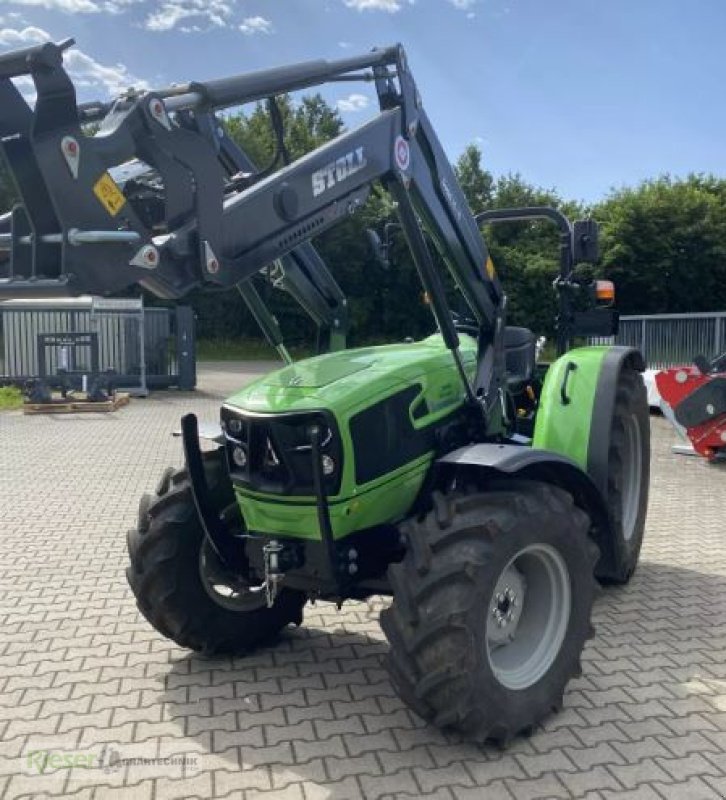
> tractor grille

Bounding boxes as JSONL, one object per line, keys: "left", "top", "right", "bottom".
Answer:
{"left": 220, "top": 406, "right": 342, "bottom": 496}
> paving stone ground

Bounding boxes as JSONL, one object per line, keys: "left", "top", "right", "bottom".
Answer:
{"left": 1, "top": 361, "right": 726, "bottom": 800}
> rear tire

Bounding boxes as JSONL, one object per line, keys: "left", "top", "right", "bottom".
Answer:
{"left": 597, "top": 366, "right": 650, "bottom": 584}
{"left": 126, "top": 449, "right": 305, "bottom": 655}
{"left": 381, "top": 481, "right": 598, "bottom": 743}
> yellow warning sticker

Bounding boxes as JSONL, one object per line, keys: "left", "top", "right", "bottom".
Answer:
{"left": 485, "top": 256, "right": 497, "bottom": 280}
{"left": 93, "top": 173, "right": 126, "bottom": 217}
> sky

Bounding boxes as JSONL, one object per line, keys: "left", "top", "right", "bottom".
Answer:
{"left": 1, "top": 0, "right": 725, "bottom": 203}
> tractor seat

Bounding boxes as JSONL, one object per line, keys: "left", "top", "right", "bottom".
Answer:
{"left": 504, "top": 326, "right": 536, "bottom": 387}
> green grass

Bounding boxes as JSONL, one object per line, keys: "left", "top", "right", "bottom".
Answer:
{"left": 197, "top": 338, "right": 314, "bottom": 362}
{"left": 0, "top": 386, "right": 22, "bottom": 411}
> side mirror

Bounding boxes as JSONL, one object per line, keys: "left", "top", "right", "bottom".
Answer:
{"left": 573, "top": 219, "right": 600, "bottom": 264}
{"left": 365, "top": 228, "right": 390, "bottom": 269}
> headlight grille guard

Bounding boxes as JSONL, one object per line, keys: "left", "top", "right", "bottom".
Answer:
{"left": 220, "top": 406, "right": 343, "bottom": 497}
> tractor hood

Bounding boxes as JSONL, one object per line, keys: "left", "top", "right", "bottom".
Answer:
{"left": 224, "top": 333, "right": 477, "bottom": 417}
{"left": 264, "top": 355, "right": 374, "bottom": 389}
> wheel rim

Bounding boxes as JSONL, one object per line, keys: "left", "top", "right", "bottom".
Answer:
{"left": 621, "top": 413, "right": 642, "bottom": 542}
{"left": 199, "top": 540, "right": 267, "bottom": 612}
{"left": 485, "top": 544, "right": 571, "bottom": 691}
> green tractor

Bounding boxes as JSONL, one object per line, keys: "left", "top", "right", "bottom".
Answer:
{"left": 0, "top": 40, "right": 649, "bottom": 742}
{"left": 129, "top": 212, "right": 648, "bottom": 743}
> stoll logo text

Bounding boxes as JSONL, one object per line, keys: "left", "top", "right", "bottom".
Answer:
{"left": 311, "top": 147, "right": 367, "bottom": 197}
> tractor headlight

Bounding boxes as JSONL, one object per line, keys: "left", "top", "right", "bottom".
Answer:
{"left": 221, "top": 406, "right": 249, "bottom": 477}
{"left": 232, "top": 445, "right": 248, "bottom": 469}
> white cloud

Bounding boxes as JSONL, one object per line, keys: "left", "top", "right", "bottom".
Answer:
{"left": 65, "top": 49, "right": 149, "bottom": 95}
{"left": 10, "top": 74, "right": 35, "bottom": 101}
{"left": 344, "top": 0, "right": 410, "bottom": 12}
{"left": 336, "top": 93, "right": 370, "bottom": 112}
{"left": 3, "top": 0, "right": 101, "bottom": 12}
{"left": 2, "top": 0, "right": 140, "bottom": 14}
{"left": 101, "top": 0, "right": 141, "bottom": 13}
{"left": 0, "top": 25, "right": 56, "bottom": 45}
{"left": 0, "top": 26, "right": 148, "bottom": 98}
{"left": 145, "top": 0, "right": 233, "bottom": 32}
{"left": 239, "top": 15, "right": 272, "bottom": 35}
{"left": 449, "top": 0, "right": 476, "bottom": 7}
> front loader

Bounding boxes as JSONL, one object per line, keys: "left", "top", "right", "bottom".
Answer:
{"left": 0, "top": 39, "right": 649, "bottom": 743}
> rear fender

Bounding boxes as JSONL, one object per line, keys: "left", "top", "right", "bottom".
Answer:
{"left": 532, "top": 346, "right": 645, "bottom": 496}
{"left": 436, "top": 445, "right": 612, "bottom": 563}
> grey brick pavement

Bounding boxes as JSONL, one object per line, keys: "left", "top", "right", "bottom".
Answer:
{"left": 1, "top": 361, "right": 726, "bottom": 799}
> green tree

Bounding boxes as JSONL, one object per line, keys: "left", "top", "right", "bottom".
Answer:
{"left": 455, "top": 144, "right": 493, "bottom": 214}
{"left": 315, "top": 187, "right": 434, "bottom": 345}
{"left": 223, "top": 93, "right": 344, "bottom": 166}
{"left": 454, "top": 146, "right": 589, "bottom": 337}
{"left": 467, "top": 165, "right": 580, "bottom": 337}
{"left": 594, "top": 174, "right": 726, "bottom": 314}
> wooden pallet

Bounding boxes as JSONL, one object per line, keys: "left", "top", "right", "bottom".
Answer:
{"left": 23, "top": 392, "right": 130, "bottom": 415}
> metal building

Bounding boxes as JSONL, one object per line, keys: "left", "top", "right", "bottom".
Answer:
{"left": 0, "top": 297, "right": 196, "bottom": 392}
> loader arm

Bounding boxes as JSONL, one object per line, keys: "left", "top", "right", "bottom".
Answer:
{"left": 0, "top": 39, "right": 506, "bottom": 423}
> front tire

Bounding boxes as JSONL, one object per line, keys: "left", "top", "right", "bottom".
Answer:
{"left": 381, "top": 481, "right": 598, "bottom": 743}
{"left": 126, "top": 449, "right": 305, "bottom": 655}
